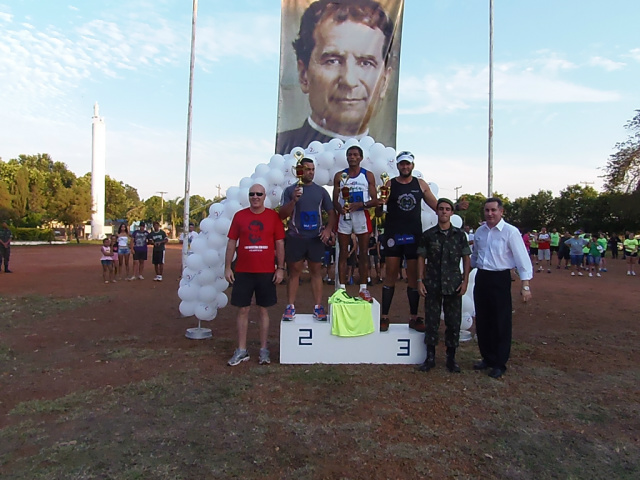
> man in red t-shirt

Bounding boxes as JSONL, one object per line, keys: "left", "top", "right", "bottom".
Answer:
{"left": 537, "top": 227, "right": 552, "bottom": 273}
{"left": 225, "top": 183, "right": 285, "bottom": 367}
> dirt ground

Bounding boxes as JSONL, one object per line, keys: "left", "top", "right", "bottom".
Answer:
{"left": 1, "top": 244, "right": 639, "bottom": 479}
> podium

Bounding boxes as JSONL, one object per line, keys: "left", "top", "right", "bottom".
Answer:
{"left": 279, "top": 300, "right": 426, "bottom": 364}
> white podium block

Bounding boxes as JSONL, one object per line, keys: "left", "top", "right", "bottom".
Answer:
{"left": 279, "top": 300, "right": 426, "bottom": 364}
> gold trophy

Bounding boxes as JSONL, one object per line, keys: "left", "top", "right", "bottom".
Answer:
{"left": 292, "top": 150, "right": 305, "bottom": 187}
{"left": 340, "top": 172, "right": 351, "bottom": 220}
{"left": 379, "top": 172, "right": 390, "bottom": 213}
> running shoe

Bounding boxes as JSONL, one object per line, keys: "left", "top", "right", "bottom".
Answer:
{"left": 259, "top": 348, "right": 271, "bottom": 365}
{"left": 157, "top": 275, "right": 163, "bottom": 281}
{"left": 313, "top": 304, "right": 327, "bottom": 321}
{"left": 358, "top": 289, "right": 373, "bottom": 303}
{"left": 596, "top": 273, "right": 601, "bottom": 277}
{"left": 282, "top": 304, "right": 296, "bottom": 321}
{"left": 571, "top": 272, "right": 575, "bottom": 276}
{"left": 138, "top": 275, "right": 144, "bottom": 280}
{"left": 228, "top": 349, "right": 250, "bottom": 366}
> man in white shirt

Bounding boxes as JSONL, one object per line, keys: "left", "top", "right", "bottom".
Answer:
{"left": 470, "top": 198, "right": 533, "bottom": 379}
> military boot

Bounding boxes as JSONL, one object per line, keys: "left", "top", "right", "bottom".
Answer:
{"left": 446, "top": 347, "right": 461, "bottom": 373}
{"left": 418, "top": 345, "right": 436, "bottom": 372}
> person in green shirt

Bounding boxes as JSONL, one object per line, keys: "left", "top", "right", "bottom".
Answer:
{"left": 550, "top": 228, "right": 560, "bottom": 262}
{"left": 586, "top": 236, "right": 603, "bottom": 277}
{"left": 623, "top": 232, "right": 638, "bottom": 276}
{"left": 596, "top": 232, "right": 608, "bottom": 272}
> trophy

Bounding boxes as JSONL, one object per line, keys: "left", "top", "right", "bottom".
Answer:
{"left": 340, "top": 172, "right": 351, "bottom": 220}
{"left": 292, "top": 150, "right": 305, "bottom": 187}
{"left": 379, "top": 172, "right": 390, "bottom": 213}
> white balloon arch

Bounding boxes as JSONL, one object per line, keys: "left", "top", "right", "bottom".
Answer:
{"left": 177, "top": 137, "right": 474, "bottom": 326}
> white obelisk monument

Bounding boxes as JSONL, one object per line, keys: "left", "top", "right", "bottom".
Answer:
{"left": 90, "top": 102, "right": 106, "bottom": 239}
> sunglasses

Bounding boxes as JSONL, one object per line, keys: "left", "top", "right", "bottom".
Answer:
{"left": 248, "top": 192, "right": 264, "bottom": 197}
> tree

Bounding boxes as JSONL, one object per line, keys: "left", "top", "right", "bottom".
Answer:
{"left": 603, "top": 110, "right": 640, "bottom": 193}
{"left": 144, "top": 196, "right": 164, "bottom": 224}
{"left": 458, "top": 192, "right": 486, "bottom": 229}
{"left": 102, "top": 175, "right": 142, "bottom": 221}
{"left": 554, "top": 184, "right": 599, "bottom": 231}
{"left": 508, "top": 190, "right": 555, "bottom": 231}
{"left": 0, "top": 178, "right": 14, "bottom": 221}
{"left": 165, "top": 197, "right": 183, "bottom": 239}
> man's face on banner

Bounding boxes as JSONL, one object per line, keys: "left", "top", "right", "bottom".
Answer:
{"left": 298, "top": 18, "right": 391, "bottom": 136}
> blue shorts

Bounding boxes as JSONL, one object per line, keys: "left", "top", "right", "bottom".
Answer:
{"left": 101, "top": 259, "right": 113, "bottom": 266}
{"left": 570, "top": 254, "right": 582, "bottom": 266}
{"left": 587, "top": 255, "right": 601, "bottom": 265}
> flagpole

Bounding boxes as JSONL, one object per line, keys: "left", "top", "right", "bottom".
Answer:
{"left": 488, "top": 0, "right": 494, "bottom": 197}
{"left": 182, "top": 0, "right": 198, "bottom": 270}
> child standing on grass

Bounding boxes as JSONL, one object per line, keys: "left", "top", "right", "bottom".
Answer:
{"left": 110, "top": 235, "right": 119, "bottom": 279}
{"left": 101, "top": 238, "right": 115, "bottom": 284}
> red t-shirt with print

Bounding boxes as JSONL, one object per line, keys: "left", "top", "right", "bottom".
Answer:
{"left": 228, "top": 208, "right": 285, "bottom": 273}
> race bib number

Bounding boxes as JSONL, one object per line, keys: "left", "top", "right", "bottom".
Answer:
{"left": 300, "top": 211, "right": 319, "bottom": 231}
{"left": 349, "top": 191, "right": 364, "bottom": 204}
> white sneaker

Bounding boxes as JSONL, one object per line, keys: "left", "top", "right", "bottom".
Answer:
{"left": 633, "top": 272, "right": 637, "bottom": 276}
{"left": 588, "top": 272, "right": 593, "bottom": 277}
{"left": 571, "top": 272, "right": 575, "bottom": 276}
{"left": 138, "top": 275, "right": 144, "bottom": 280}
{"left": 628, "top": 271, "right": 632, "bottom": 276}
{"left": 578, "top": 272, "right": 583, "bottom": 276}
{"left": 153, "top": 275, "right": 159, "bottom": 281}
{"left": 157, "top": 275, "right": 163, "bottom": 281}
{"left": 596, "top": 273, "right": 601, "bottom": 277}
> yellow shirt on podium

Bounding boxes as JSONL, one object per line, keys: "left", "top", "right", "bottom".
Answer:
{"left": 328, "top": 289, "right": 374, "bottom": 337}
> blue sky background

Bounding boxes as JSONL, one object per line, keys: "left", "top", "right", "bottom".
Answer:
{"left": 1, "top": 0, "right": 638, "bottom": 202}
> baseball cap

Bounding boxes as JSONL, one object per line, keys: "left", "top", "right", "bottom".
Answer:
{"left": 437, "top": 198, "right": 455, "bottom": 210}
{"left": 396, "top": 151, "right": 415, "bottom": 164}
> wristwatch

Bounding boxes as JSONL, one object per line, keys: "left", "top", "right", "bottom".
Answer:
{"left": 522, "top": 286, "right": 530, "bottom": 291}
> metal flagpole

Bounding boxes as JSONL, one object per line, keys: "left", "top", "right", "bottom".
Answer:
{"left": 488, "top": 0, "right": 494, "bottom": 197}
{"left": 182, "top": 0, "right": 197, "bottom": 272}
{"left": 183, "top": 0, "right": 211, "bottom": 340}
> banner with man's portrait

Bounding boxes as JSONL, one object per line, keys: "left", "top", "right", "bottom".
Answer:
{"left": 276, "top": 0, "right": 405, "bottom": 155}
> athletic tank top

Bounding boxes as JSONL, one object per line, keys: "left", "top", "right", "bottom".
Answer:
{"left": 385, "top": 177, "right": 423, "bottom": 236}
{"left": 338, "top": 168, "right": 371, "bottom": 210}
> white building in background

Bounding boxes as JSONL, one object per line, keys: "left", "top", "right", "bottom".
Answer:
{"left": 90, "top": 102, "right": 106, "bottom": 239}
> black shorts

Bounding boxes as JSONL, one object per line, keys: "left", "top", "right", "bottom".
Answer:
{"left": 530, "top": 247, "right": 538, "bottom": 255}
{"left": 230, "top": 272, "right": 277, "bottom": 308}
{"left": 152, "top": 250, "right": 165, "bottom": 265}
{"left": 383, "top": 234, "right": 419, "bottom": 260}
{"left": 133, "top": 248, "right": 147, "bottom": 261}
{"left": 558, "top": 250, "right": 570, "bottom": 260}
{"left": 551, "top": 245, "right": 559, "bottom": 253}
{"left": 285, "top": 235, "right": 325, "bottom": 264}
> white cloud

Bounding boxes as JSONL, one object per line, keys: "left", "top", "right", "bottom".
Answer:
{"left": 399, "top": 55, "right": 620, "bottom": 115}
{"left": 627, "top": 48, "right": 640, "bottom": 62}
{"left": 588, "top": 56, "right": 626, "bottom": 71}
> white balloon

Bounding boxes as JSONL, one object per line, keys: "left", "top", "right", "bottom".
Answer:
{"left": 251, "top": 177, "right": 268, "bottom": 189}
{"left": 198, "top": 285, "right": 218, "bottom": 304}
{"left": 209, "top": 202, "right": 225, "bottom": 218}
{"left": 266, "top": 168, "right": 284, "bottom": 186}
{"left": 316, "top": 151, "right": 335, "bottom": 170}
{"left": 207, "top": 232, "right": 227, "bottom": 250}
{"left": 268, "top": 186, "right": 284, "bottom": 207}
{"left": 421, "top": 209, "right": 437, "bottom": 231}
{"left": 254, "top": 163, "right": 270, "bottom": 178}
{"left": 428, "top": 182, "right": 439, "bottom": 198}
{"left": 216, "top": 292, "right": 228, "bottom": 309}
{"left": 197, "top": 267, "right": 217, "bottom": 286}
{"left": 190, "top": 236, "right": 207, "bottom": 254}
{"left": 413, "top": 170, "right": 424, "bottom": 180}
{"left": 344, "top": 138, "right": 359, "bottom": 150}
{"left": 225, "top": 186, "right": 239, "bottom": 202}
{"left": 462, "top": 293, "right": 475, "bottom": 316}
{"left": 451, "top": 214, "right": 463, "bottom": 229}
{"left": 239, "top": 177, "right": 253, "bottom": 189}
{"left": 461, "top": 313, "right": 473, "bottom": 330}
{"left": 199, "top": 218, "right": 214, "bottom": 235}
{"left": 238, "top": 188, "right": 250, "bottom": 207}
{"left": 195, "top": 303, "right": 217, "bottom": 321}
{"left": 307, "top": 141, "right": 324, "bottom": 155}
{"left": 213, "top": 217, "right": 231, "bottom": 236}
{"left": 384, "top": 146, "right": 397, "bottom": 165}
{"left": 202, "top": 248, "right": 221, "bottom": 267}
{"left": 186, "top": 253, "right": 204, "bottom": 270}
{"left": 179, "top": 301, "right": 196, "bottom": 317}
{"left": 313, "top": 168, "right": 331, "bottom": 186}
{"left": 178, "top": 283, "right": 199, "bottom": 302}
{"left": 223, "top": 200, "right": 241, "bottom": 219}
{"left": 213, "top": 276, "right": 230, "bottom": 291}
{"left": 359, "top": 136, "right": 375, "bottom": 149}
{"left": 327, "top": 138, "right": 344, "bottom": 151}
{"left": 269, "top": 154, "right": 285, "bottom": 171}
{"left": 369, "top": 142, "right": 386, "bottom": 161}
{"left": 182, "top": 267, "right": 198, "bottom": 282}
{"left": 334, "top": 149, "right": 348, "bottom": 169}
{"left": 263, "top": 196, "right": 273, "bottom": 209}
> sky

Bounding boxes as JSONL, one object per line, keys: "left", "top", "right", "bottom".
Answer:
{"left": 1, "top": 0, "right": 639, "bottom": 203}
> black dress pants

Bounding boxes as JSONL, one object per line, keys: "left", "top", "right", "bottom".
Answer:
{"left": 473, "top": 269, "right": 512, "bottom": 371}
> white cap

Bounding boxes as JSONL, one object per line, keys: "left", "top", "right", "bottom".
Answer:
{"left": 396, "top": 151, "right": 414, "bottom": 164}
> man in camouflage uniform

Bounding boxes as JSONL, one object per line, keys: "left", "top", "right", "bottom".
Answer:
{"left": 416, "top": 198, "right": 471, "bottom": 373}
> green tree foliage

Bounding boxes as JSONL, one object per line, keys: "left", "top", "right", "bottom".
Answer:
{"left": 144, "top": 196, "right": 165, "bottom": 224}
{"left": 103, "top": 175, "right": 142, "bottom": 221}
{"left": 0, "top": 178, "right": 14, "bottom": 220}
{"left": 458, "top": 192, "right": 486, "bottom": 228}
{"left": 603, "top": 110, "right": 640, "bottom": 193}
{"left": 165, "top": 197, "right": 183, "bottom": 239}
{"left": 508, "top": 190, "right": 555, "bottom": 231}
